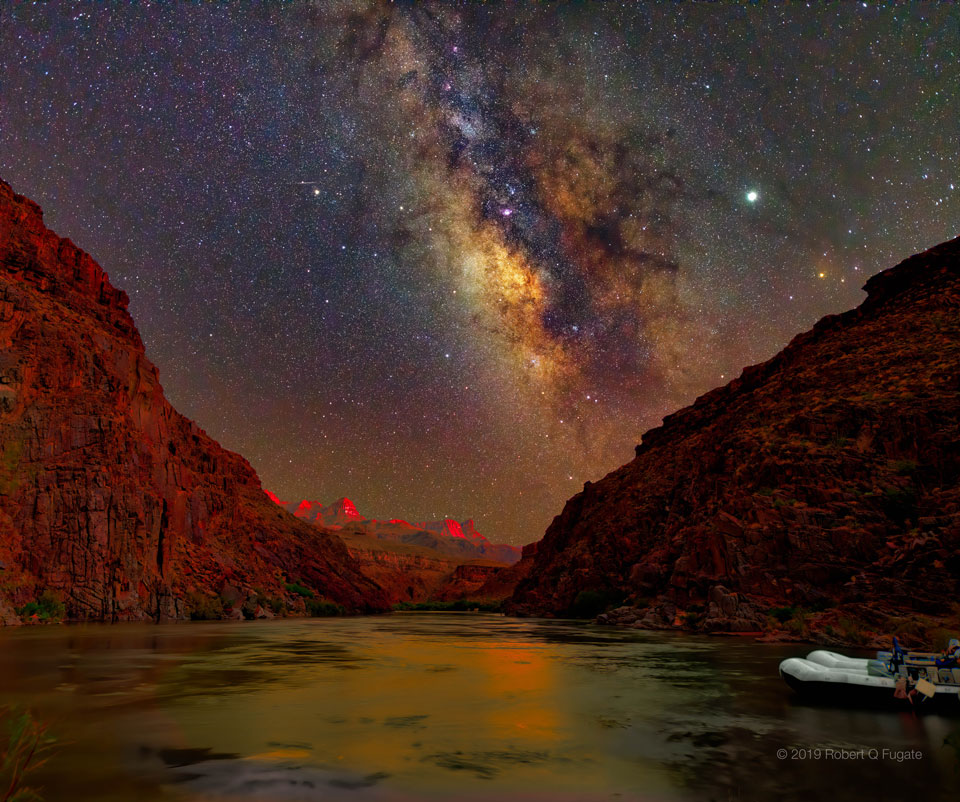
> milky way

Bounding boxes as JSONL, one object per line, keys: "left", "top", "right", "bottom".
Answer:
{"left": 2, "top": 3, "right": 958, "bottom": 542}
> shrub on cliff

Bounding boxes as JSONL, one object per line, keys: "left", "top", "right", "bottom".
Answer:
{"left": 770, "top": 606, "right": 798, "bottom": 624}
{"left": 15, "top": 591, "right": 65, "bottom": 624}
{"left": 306, "top": 599, "right": 345, "bottom": 617}
{"left": 265, "top": 596, "right": 284, "bottom": 616}
{"left": 186, "top": 592, "right": 225, "bottom": 621}
{"left": 284, "top": 582, "right": 315, "bottom": 599}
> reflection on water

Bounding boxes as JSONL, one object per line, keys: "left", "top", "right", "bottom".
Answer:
{"left": 0, "top": 614, "right": 957, "bottom": 801}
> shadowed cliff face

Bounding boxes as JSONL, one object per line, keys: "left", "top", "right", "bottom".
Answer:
{"left": 509, "top": 238, "right": 960, "bottom": 640}
{"left": 0, "top": 180, "right": 388, "bottom": 621}
{"left": 337, "top": 531, "right": 514, "bottom": 606}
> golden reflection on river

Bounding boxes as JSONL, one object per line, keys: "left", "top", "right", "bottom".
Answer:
{"left": 1, "top": 614, "right": 957, "bottom": 801}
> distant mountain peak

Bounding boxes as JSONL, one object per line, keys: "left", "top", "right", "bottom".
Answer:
{"left": 264, "top": 492, "right": 522, "bottom": 564}
{"left": 329, "top": 497, "right": 363, "bottom": 519}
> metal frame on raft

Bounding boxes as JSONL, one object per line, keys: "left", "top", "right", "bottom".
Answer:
{"left": 779, "top": 638, "right": 960, "bottom": 711}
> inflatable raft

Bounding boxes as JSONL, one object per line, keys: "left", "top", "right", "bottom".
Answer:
{"left": 779, "top": 638, "right": 960, "bottom": 711}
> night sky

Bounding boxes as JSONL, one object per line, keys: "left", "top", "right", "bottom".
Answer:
{"left": 2, "top": 3, "right": 958, "bottom": 544}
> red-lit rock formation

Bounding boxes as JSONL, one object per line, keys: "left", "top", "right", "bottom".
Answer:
{"left": 416, "top": 517, "right": 521, "bottom": 563}
{"left": 509, "top": 238, "right": 960, "bottom": 643}
{"left": 0, "top": 179, "right": 388, "bottom": 623}
{"left": 418, "top": 518, "right": 470, "bottom": 539}
{"left": 323, "top": 497, "right": 365, "bottom": 525}
{"left": 266, "top": 493, "right": 522, "bottom": 564}
{"left": 263, "top": 493, "right": 524, "bottom": 605}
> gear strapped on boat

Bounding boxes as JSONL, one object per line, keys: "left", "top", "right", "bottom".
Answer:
{"left": 779, "top": 637, "right": 960, "bottom": 711}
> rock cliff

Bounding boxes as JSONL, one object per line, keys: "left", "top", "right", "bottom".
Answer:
{"left": 509, "top": 238, "right": 960, "bottom": 643}
{"left": 0, "top": 180, "right": 388, "bottom": 622}
{"left": 338, "top": 531, "right": 511, "bottom": 605}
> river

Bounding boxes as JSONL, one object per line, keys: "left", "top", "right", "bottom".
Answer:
{"left": 0, "top": 613, "right": 955, "bottom": 801}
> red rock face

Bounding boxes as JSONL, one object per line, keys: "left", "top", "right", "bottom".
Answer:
{"left": 324, "top": 497, "right": 364, "bottom": 525}
{"left": 268, "top": 494, "right": 523, "bottom": 564}
{"left": 508, "top": 239, "right": 960, "bottom": 639}
{"left": 263, "top": 492, "right": 525, "bottom": 604}
{"left": 418, "top": 519, "right": 467, "bottom": 539}
{"left": 0, "top": 180, "right": 388, "bottom": 622}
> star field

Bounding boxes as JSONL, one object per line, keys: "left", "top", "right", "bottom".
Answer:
{"left": 2, "top": 3, "right": 958, "bottom": 543}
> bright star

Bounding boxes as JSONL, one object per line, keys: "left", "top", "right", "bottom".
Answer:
{"left": 746, "top": 190, "right": 759, "bottom": 203}
{"left": 313, "top": 188, "right": 320, "bottom": 196}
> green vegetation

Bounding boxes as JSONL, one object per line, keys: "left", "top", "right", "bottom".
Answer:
{"left": 784, "top": 610, "right": 809, "bottom": 637}
{"left": 284, "top": 582, "right": 315, "bottom": 599}
{"left": 1, "top": 707, "right": 56, "bottom": 802}
{"left": 246, "top": 591, "right": 285, "bottom": 618}
{"left": 768, "top": 605, "right": 810, "bottom": 636}
{"left": 771, "top": 497, "right": 799, "bottom": 509}
{"left": 392, "top": 600, "right": 502, "bottom": 613}
{"left": 185, "top": 584, "right": 341, "bottom": 620}
{"left": 767, "top": 600, "right": 833, "bottom": 635}
{"left": 15, "top": 592, "right": 65, "bottom": 624}
{"left": 185, "top": 592, "right": 224, "bottom": 621}
{"left": 265, "top": 596, "right": 284, "bottom": 616}
{"left": 891, "top": 459, "right": 919, "bottom": 475}
{"left": 769, "top": 606, "right": 798, "bottom": 624}
{"left": 306, "top": 599, "right": 346, "bottom": 617}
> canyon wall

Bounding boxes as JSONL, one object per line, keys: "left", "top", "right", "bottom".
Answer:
{"left": 0, "top": 179, "right": 388, "bottom": 622}
{"left": 509, "top": 238, "right": 960, "bottom": 642}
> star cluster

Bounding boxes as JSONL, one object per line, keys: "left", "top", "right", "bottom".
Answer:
{"left": 2, "top": 3, "right": 957, "bottom": 543}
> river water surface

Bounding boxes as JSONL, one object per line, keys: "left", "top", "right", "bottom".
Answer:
{"left": 1, "top": 613, "right": 956, "bottom": 801}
